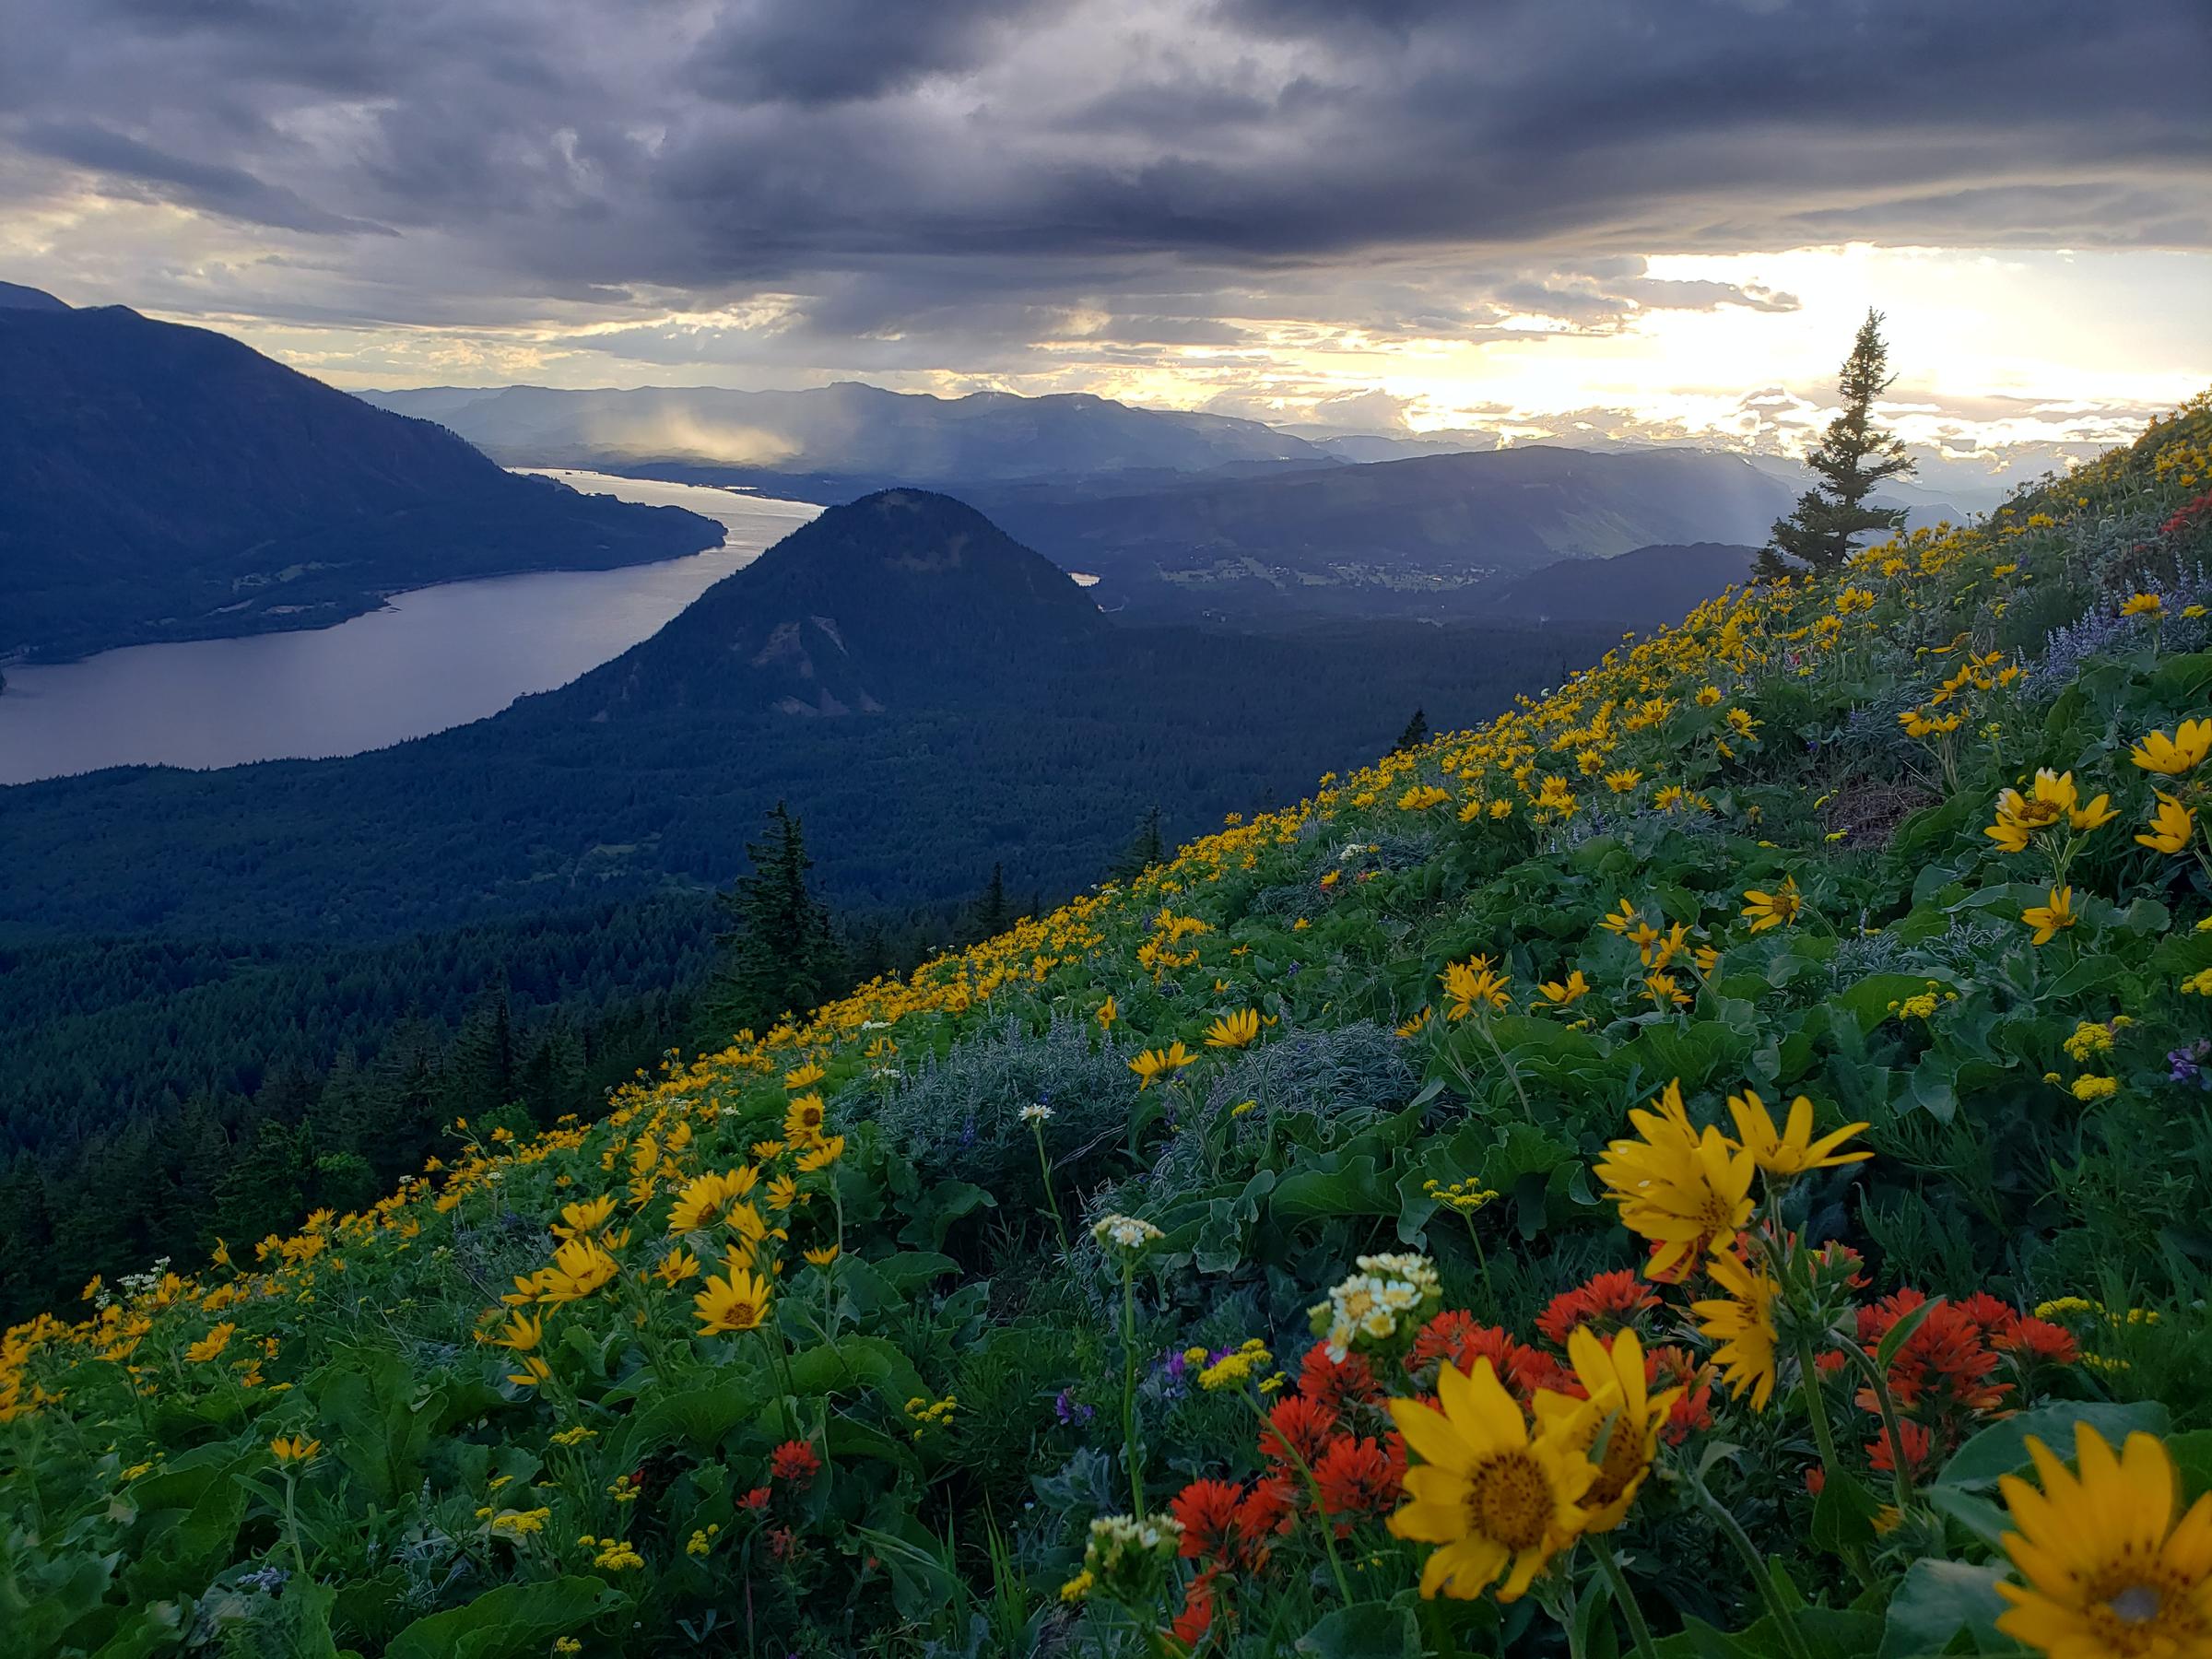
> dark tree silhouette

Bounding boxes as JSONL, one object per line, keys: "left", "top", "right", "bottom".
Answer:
{"left": 1758, "top": 310, "right": 1913, "bottom": 578}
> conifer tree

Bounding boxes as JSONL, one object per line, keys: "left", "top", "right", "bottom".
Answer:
{"left": 974, "top": 863, "right": 1011, "bottom": 940}
{"left": 1108, "top": 806, "right": 1165, "bottom": 884}
{"left": 1393, "top": 708, "right": 1429, "bottom": 752}
{"left": 705, "top": 803, "right": 841, "bottom": 1037}
{"left": 1758, "top": 310, "right": 1913, "bottom": 577}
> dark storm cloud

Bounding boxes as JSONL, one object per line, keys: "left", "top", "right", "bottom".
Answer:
{"left": 0, "top": 0, "right": 2205, "bottom": 337}
{"left": 689, "top": 0, "right": 1066, "bottom": 106}
{"left": 13, "top": 121, "right": 394, "bottom": 236}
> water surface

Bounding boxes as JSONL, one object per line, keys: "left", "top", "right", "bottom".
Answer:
{"left": 0, "top": 473, "right": 818, "bottom": 784}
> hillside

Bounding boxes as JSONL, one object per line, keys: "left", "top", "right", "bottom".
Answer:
{"left": 360, "top": 382, "right": 1330, "bottom": 494}
{"left": 0, "top": 302, "right": 724, "bottom": 660}
{"left": 7, "top": 394, "right": 2212, "bottom": 1659}
{"left": 966, "top": 445, "right": 1801, "bottom": 623}
{"left": 567, "top": 488, "right": 1109, "bottom": 716}
{"left": 1481, "top": 540, "right": 1761, "bottom": 629}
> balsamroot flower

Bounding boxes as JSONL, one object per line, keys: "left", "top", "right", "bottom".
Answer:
{"left": 1593, "top": 1082, "right": 1755, "bottom": 1280}
{"left": 1724, "top": 1088, "right": 1870, "bottom": 1180}
{"left": 1985, "top": 771, "right": 2117, "bottom": 853}
{"left": 1533, "top": 1327, "right": 1680, "bottom": 1532}
{"left": 1533, "top": 970, "right": 1591, "bottom": 1008}
{"left": 1204, "top": 1008, "right": 1260, "bottom": 1049}
{"left": 2130, "top": 719, "right": 2212, "bottom": 776}
{"left": 667, "top": 1168, "right": 759, "bottom": 1234}
{"left": 1691, "top": 1250, "right": 1780, "bottom": 1411}
{"left": 1994, "top": 1426, "right": 2212, "bottom": 1658}
{"left": 550, "top": 1194, "right": 618, "bottom": 1241}
{"left": 1386, "top": 1357, "right": 1597, "bottom": 1601}
{"left": 2021, "top": 886, "right": 2079, "bottom": 947}
{"left": 1740, "top": 876, "right": 1804, "bottom": 932}
{"left": 692, "top": 1266, "right": 773, "bottom": 1335}
{"left": 1441, "top": 956, "right": 1512, "bottom": 1018}
{"left": 2137, "top": 791, "right": 2196, "bottom": 854}
{"left": 1127, "top": 1041, "right": 1195, "bottom": 1088}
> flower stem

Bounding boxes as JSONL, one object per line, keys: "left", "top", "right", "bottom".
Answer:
{"left": 1032, "top": 1124, "right": 1070, "bottom": 1255}
{"left": 1836, "top": 1340, "right": 1921, "bottom": 1519}
{"left": 1684, "top": 1461, "right": 1816, "bottom": 1659}
{"left": 1248, "top": 1394, "right": 1356, "bottom": 1608}
{"left": 1120, "top": 1263, "right": 1145, "bottom": 1518}
{"left": 281, "top": 1469, "right": 309, "bottom": 1580}
{"left": 1460, "top": 1211, "right": 1498, "bottom": 1315}
{"left": 1592, "top": 1534, "right": 1661, "bottom": 1659}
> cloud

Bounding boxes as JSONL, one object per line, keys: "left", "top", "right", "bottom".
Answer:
{"left": 0, "top": 0, "right": 2203, "bottom": 468}
{"left": 13, "top": 121, "right": 394, "bottom": 236}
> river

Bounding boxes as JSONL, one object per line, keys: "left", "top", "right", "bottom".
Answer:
{"left": 0, "top": 472, "right": 820, "bottom": 786}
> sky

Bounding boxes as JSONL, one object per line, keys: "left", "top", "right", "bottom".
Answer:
{"left": 3, "top": 0, "right": 2208, "bottom": 484}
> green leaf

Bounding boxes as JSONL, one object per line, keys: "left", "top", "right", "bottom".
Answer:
{"left": 2164, "top": 1429, "right": 2212, "bottom": 1504}
{"left": 1838, "top": 974, "right": 1947, "bottom": 1037}
{"left": 1810, "top": 1466, "right": 1885, "bottom": 1554}
{"left": 122, "top": 1448, "right": 257, "bottom": 1601}
{"left": 385, "top": 1578, "right": 623, "bottom": 1659}
{"left": 1936, "top": 1402, "right": 2171, "bottom": 1490}
{"left": 1295, "top": 1602, "right": 1420, "bottom": 1659}
{"left": 608, "top": 1369, "right": 769, "bottom": 1465}
{"left": 306, "top": 1347, "right": 434, "bottom": 1506}
{"left": 1876, "top": 1296, "right": 1945, "bottom": 1371}
{"left": 784, "top": 1333, "right": 929, "bottom": 1412}
{"left": 895, "top": 1179, "right": 996, "bottom": 1249}
{"left": 1878, "top": 1559, "right": 2011, "bottom": 1658}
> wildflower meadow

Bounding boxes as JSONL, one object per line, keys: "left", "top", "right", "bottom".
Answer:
{"left": 9, "top": 394, "right": 2212, "bottom": 1656}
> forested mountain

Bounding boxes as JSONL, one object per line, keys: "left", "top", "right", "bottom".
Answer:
{"left": 570, "top": 488, "right": 1108, "bottom": 716}
{"left": 360, "top": 381, "right": 1329, "bottom": 496}
{"left": 1480, "top": 540, "right": 1762, "bottom": 627}
{"left": 0, "top": 299, "right": 724, "bottom": 659}
{"left": 961, "top": 445, "right": 1801, "bottom": 623}
{"left": 2, "top": 490, "right": 1606, "bottom": 941}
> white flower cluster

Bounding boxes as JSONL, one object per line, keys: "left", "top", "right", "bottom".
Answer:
{"left": 1019, "top": 1102, "right": 1055, "bottom": 1124}
{"left": 1308, "top": 1253, "right": 1441, "bottom": 1362}
{"left": 1084, "top": 1512, "right": 1183, "bottom": 1579}
{"left": 1091, "top": 1213, "right": 1164, "bottom": 1254}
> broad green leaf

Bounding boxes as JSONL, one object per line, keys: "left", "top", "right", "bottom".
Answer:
{"left": 1295, "top": 1601, "right": 1420, "bottom": 1659}
{"left": 1936, "top": 1402, "right": 2171, "bottom": 1490}
{"left": 385, "top": 1578, "right": 623, "bottom": 1659}
{"left": 1878, "top": 1559, "right": 2011, "bottom": 1658}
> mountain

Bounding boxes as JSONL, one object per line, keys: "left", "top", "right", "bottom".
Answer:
{"left": 359, "top": 382, "right": 1334, "bottom": 497}
{"left": 569, "top": 489, "right": 1106, "bottom": 717}
{"left": 1739, "top": 453, "right": 1972, "bottom": 526}
{"left": 1481, "top": 541, "right": 1760, "bottom": 628}
{"left": 0, "top": 301, "right": 726, "bottom": 660}
{"left": 962, "top": 444, "right": 1801, "bottom": 624}
{"left": 0, "top": 280, "right": 68, "bottom": 312}
{"left": 0, "top": 493, "right": 1613, "bottom": 943}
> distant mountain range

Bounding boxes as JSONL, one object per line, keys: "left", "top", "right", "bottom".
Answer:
{"left": 0, "top": 287, "right": 724, "bottom": 660}
{"left": 363, "top": 379, "right": 1963, "bottom": 626}
{"left": 959, "top": 446, "right": 1800, "bottom": 624}
{"left": 3, "top": 281, "right": 1978, "bottom": 664}
{"left": 360, "top": 382, "right": 1328, "bottom": 499}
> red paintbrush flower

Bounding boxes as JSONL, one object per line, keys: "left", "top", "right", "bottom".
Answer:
{"left": 770, "top": 1439, "right": 820, "bottom": 1485}
{"left": 1298, "top": 1344, "right": 1381, "bottom": 1409}
{"left": 1171, "top": 1478, "right": 1245, "bottom": 1560}
{"left": 1311, "top": 1432, "right": 1406, "bottom": 1518}
{"left": 1536, "top": 1269, "right": 1659, "bottom": 1347}
{"left": 1257, "top": 1394, "right": 1338, "bottom": 1471}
